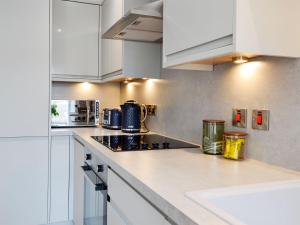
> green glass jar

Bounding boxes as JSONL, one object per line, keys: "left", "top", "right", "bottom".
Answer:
{"left": 202, "top": 120, "right": 225, "bottom": 155}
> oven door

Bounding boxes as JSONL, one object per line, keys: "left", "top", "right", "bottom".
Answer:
{"left": 82, "top": 164, "right": 107, "bottom": 225}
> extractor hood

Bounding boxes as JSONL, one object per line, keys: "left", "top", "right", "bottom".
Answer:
{"left": 102, "top": 0, "right": 163, "bottom": 42}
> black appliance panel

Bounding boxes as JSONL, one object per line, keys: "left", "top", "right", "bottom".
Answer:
{"left": 91, "top": 134, "right": 199, "bottom": 152}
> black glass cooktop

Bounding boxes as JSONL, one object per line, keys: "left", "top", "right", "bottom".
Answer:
{"left": 91, "top": 134, "right": 199, "bottom": 152}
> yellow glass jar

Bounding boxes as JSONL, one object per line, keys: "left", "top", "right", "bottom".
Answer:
{"left": 223, "top": 132, "right": 248, "bottom": 160}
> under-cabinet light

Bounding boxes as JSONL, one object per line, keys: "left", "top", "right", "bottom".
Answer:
{"left": 232, "top": 56, "right": 249, "bottom": 64}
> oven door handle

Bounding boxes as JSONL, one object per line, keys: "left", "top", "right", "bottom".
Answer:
{"left": 81, "top": 164, "right": 107, "bottom": 191}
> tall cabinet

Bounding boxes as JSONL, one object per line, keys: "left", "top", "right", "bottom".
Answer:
{"left": 0, "top": 1, "right": 50, "bottom": 225}
{"left": 0, "top": 0, "right": 50, "bottom": 137}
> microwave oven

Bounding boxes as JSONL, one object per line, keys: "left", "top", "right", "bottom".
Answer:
{"left": 51, "top": 100, "right": 100, "bottom": 128}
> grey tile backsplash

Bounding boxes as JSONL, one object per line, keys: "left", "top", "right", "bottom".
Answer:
{"left": 52, "top": 81, "right": 121, "bottom": 111}
{"left": 120, "top": 56, "right": 300, "bottom": 171}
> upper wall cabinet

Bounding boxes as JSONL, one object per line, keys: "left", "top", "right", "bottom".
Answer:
{"left": 52, "top": 0, "right": 101, "bottom": 81}
{"left": 163, "top": 0, "right": 300, "bottom": 69}
{"left": 101, "top": 0, "right": 162, "bottom": 82}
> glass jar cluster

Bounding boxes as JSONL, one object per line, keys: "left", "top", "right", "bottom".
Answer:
{"left": 202, "top": 120, "right": 248, "bottom": 160}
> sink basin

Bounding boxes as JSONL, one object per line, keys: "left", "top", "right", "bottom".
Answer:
{"left": 186, "top": 180, "right": 300, "bottom": 225}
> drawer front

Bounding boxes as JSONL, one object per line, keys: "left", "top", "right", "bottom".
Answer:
{"left": 108, "top": 169, "right": 171, "bottom": 225}
{"left": 107, "top": 202, "right": 127, "bottom": 225}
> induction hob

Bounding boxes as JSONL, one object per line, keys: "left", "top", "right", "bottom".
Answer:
{"left": 91, "top": 134, "right": 199, "bottom": 152}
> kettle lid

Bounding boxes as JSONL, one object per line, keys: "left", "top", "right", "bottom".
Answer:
{"left": 120, "top": 100, "right": 140, "bottom": 108}
{"left": 121, "top": 100, "right": 139, "bottom": 105}
{"left": 126, "top": 100, "right": 138, "bottom": 104}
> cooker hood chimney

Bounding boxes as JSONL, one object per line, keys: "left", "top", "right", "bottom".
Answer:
{"left": 102, "top": 0, "right": 163, "bottom": 42}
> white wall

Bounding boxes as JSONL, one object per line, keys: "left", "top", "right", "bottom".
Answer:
{"left": 52, "top": 82, "right": 121, "bottom": 110}
{"left": 120, "top": 56, "right": 300, "bottom": 171}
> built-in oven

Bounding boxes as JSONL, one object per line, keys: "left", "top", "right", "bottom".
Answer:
{"left": 81, "top": 150, "right": 108, "bottom": 225}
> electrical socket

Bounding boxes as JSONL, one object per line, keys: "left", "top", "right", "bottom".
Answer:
{"left": 232, "top": 109, "right": 247, "bottom": 128}
{"left": 252, "top": 110, "right": 270, "bottom": 130}
{"left": 145, "top": 105, "right": 157, "bottom": 116}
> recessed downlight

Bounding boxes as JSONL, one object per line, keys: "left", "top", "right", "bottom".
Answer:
{"left": 232, "top": 56, "right": 249, "bottom": 64}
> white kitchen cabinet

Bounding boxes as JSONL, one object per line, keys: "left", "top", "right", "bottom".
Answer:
{"left": 108, "top": 169, "right": 172, "bottom": 225}
{"left": 107, "top": 202, "right": 127, "bottom": 225}
{"left": 52, "top": 0, "right": 101, "bottom": 81}
{"left": 101, "top": 0, "right": 162, "bottom": 81}
{"left": 73, "top": 138, "right": 85, "bottom": 225}
{"left": 165, "top": 0, "right": 234, "bottom": 58}
{"left": 101, "top": 0, "right": 123, "bottom": 78}
{"left": 50, "top": 136, "right": 71, "bottom": 223}
{"left": 163, "top": 0, "right": 300, "bottom": 69}
{"left": 0, "top": 138, "right": 48, "bottom": 225}
{"left": 0, "top": 1, "right": 50, "bottom": 225}
{"left": 0, "top": 0, "right": 50, "bottom": 137}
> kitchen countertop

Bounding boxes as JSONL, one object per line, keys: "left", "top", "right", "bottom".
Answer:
{"left": 52, "top": 128, "right": 300, "bottom": 225}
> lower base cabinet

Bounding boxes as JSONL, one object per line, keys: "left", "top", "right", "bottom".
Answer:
{"left": 73, "top": 138, "right": 85, "bottom": 225}
{"left": 107, "top": 202, "right": 126, "bottom": 225}
{"left": 0, "top": 137, "right": 48, "bottom": 225}
{"left": 50, "top": 136, "right": 71, "bottom": 223}
{"left": 107, "top": 169, "right": 172, "bottom": 225}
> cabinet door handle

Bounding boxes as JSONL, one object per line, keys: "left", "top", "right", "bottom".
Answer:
{"left": 98, "top": 164, "right": 104, "bottom": 172}
{"left": 86, "top": 153, "right": 92, "bottom": 160}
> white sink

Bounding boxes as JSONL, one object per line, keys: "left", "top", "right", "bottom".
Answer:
{"left": 186, "top": 180, "right": 300, "bottom": 225}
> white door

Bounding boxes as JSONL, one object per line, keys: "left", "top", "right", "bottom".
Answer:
{"left": 101, "top": 0, "right": 123, "bottom": 34}
{"left": 52, "top": 0, "right": 100, "bottom": 78}
{"left": 50, "top": 136, "right": 70, "bottom": 223}
{"left": 108, "top": 169, "right": 172, "bottom": 225}
{"left": 0, "top": 138, "right": 48, "bottom": 225}
{"left": 107, "top": 202, "right": 127, "bottom": 225}
{"left": 73, "top": 138, "right": 85, "bottom": 225}
{"left": 101, "top": 0, "right": 123, "bottom": 77}
{"left": 0, "top": 0, "right": 50, "bottom": 137}
{"left": 164, "top": 0, "right": 234, "bottom": 55}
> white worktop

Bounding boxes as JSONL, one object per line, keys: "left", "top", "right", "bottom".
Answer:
{"left": 52, "top": 128, "right": 300, "bottom": 225}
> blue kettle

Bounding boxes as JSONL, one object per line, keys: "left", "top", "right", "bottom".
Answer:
{"left": 120, "top": 100, "right": 142, "bottom": 133}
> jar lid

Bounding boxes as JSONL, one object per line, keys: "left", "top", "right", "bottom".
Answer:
{"left": 224, "top": 131, "right": 248, "bottom": 137}
{"left": 203, "top": 119, "right": 225, "bottom": 124}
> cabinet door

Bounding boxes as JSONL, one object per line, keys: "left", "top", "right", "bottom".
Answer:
{"left": 50, "top": 136, "right": 70, "bottom": 223}
{"left": 164, "top": 0, "right": 234, "bottom": 56}
{"left": 101, "top": 0, "right": 123, "bottom": 77}
{"left": 0, "top": 0, "right": 49, "bottom": 137}
{"left": 101, "top": 0, "right": 123, "bottom": 34}
{"left": 0, "top": 138, "right": 48, "bottom": 225}
{"left": 108, "top": 169, "right": 172, "bottom": 225}
{"left": 52, "top": 0, "right": 100, "bottom": 78}
{"left": 73, "top": 138, "right": 85, "bottom": 225}
{"left": 107, "top": 202, "right": 127, "bottom": 225}
{"left": 101, "top": 39, "right": 123, "bottom": 77}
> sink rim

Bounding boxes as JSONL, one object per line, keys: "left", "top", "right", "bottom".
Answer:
{"left": 185, "top": 179, "right": 300, "bottom": 225}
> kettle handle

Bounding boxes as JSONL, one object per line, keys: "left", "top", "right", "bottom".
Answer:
{"left": 141, "top": 104, "right": 148, "bottom": 123}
